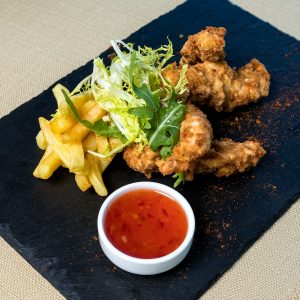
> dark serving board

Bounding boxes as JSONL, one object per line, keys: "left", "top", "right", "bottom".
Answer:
{"left": 1, "top": 0, "right": 300, "bottom": 299}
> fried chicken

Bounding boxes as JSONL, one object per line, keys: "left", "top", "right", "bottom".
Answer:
{"left": 155, "top": 103, "right": 212, "bottom": 176}
{"left": 180, "top": 26, "right": 226, "bottom": 64}
{"left": 124, "top": 137, "right": 266, "bottom": 180}
{"left": 123, "top": 144, "right": 159, "bottom": 178}
{"left": 123, "top": 103, "right": 212, "bottom": 178}
{"left": 163, "top": 59, "right": 270, "bottom": 112}
{"left": 195, "top": 138, "right": 266, "bottom": 177}
{"left": 124, "top": 26, "right": 268, "bottom": 181}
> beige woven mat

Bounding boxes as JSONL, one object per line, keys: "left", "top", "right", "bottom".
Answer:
{"left": 0, "top": 0, "right": 299, "bottom": 299}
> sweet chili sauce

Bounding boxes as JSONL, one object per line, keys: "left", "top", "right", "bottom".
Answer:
{"left": 104, "top": 189, "right": 188, "bottom": 259}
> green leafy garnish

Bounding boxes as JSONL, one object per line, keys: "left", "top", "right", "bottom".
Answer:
{"left": 172, "top": 172, "right": 185, "bottom": 188}
{"left": 130, "top": 84, "right": 185, "bottom": 158}
{"left": 90, "top": 39, "right": 188, "bottom": 152}
{"left": 63, "top": 38, "right": 189, "bottom": 166}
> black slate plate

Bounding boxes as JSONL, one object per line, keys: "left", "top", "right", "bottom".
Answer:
{"left": 1, "top": 0, "right": 300, "bottom": 299}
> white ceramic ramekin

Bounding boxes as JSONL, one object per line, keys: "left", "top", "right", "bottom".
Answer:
{"left": 97, "top": 181, "right": 195, "bottom": 275}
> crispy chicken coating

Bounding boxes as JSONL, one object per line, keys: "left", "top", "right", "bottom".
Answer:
{"left": 123, "top": 144, "right": 159, "bottom": 178}
{"left": 155, "top": 103, "right": 212, "bottom": 175}
{"left": 123, "top": 103, "right": 212, "bottom": 178}
{"left": 180, "top": 26, "right": 226, "bottom": 64}
{"left": 195, "top": 138, "right": 266, "bottom": 177}
{"left": 163, "top": 59, "right": 270, "bottom": 112}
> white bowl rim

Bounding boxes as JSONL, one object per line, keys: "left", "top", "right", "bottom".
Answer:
{"left": 97, "top": 181, "right": 195, "bottom": 265}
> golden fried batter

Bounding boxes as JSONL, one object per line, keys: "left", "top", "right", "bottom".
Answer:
{"left": 195, "top": 138, "right": 266, "bottom": 177}
{"left": 163, "top": 59, "right": 270, "bottom": 112}
{"left": 180, "top": 26, "right": 226, "bottom": 64}
{"left": 123, "top": 144, "right": 159, "bottom": 178}
{"left": 155, "top": 103, "right": 212, "bottom": 175}
{"left": 123, "top": 103, "right": 212, "bottom": 177}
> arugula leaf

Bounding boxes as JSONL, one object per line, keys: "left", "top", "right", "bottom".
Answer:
{"left": 172, "top": 172, "right": 185, "bottom": 188}
{"left": 62, "top": 90, "right": 125, "bottom": 141}
{"left": 91, "top": 120, "right": 126, "bottom": 139}
{"left": 132, "top": 83, "right": 159, "bottom": 117}
{"left": 148, "top": 95, "right": 185, "bottom": 159}
{"left": 130, "top": 84, "right": 185, "bottom": 159}
{"left": 128, "top": 106, "right": 153, "bottom": 119}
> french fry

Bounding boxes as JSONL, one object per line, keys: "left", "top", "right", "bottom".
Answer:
{"left": 69, "top": 143, "right": 85, "bottom": 173}
{"left": 75, "top": 174, "right": 91, "bottom": 192}
{"left": 109, "top": 137, "right": 123, "bottom": 150}
{"left": 71, "top": 92, "right": 94, "bottom": 112}
{"left": 95, "top": 136, "right": 112, "bottom": 172}
{"left": 50, "top": 115, "right": 76, "bottom": 134}
{"left": 35, "top": 152, "right": 61, "bottom": 179}
{"left": 97, "top": 137, "right": 124, "bottom": 172}
{"left": 79, "top": 99, "right": 96, "bottom": 116}
{"left": 36, "top": 130, "right": 47, "bottom": 150}
{"left": 35, "top": 103, "right": 104, "bottom": 178}
{"left": 86, "top": 153, "right": 108, "bottom": 196}
{"left": 33, "top": 146, "right": 51, "bottom": 177}
{"left": 62, "top": 103, "right": 106, "bottom": 143}
{"left": 96, "top": 136, "right": 110, "bottom": 153}
{"left": 52, "top": 85, "right": 93, "bottom": 116}
{"left": 52, "top": 84, "right": 70, "bottom": 117}
{"left": 37, "top": 86, "right": 92, "bottom": 146}
{"left": 33, "top": 146, "right": 61, "bottom": 179}
{"left": 83, "top": 132, "right": 97, "bottom": 152}
{"left": 34, "top": 82, "right": 114, "bottom": 197}
{"left": 99, "top": 159, "right": 112, "bottom": 173}
{"left": 73, "top": 153, "right": 92, "bottom": 176}
{"left": 39, "top": 117, "right": 84, "bottom": 173}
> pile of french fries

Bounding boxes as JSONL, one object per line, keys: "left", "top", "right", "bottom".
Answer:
{"left": 33, "top": 83, "right": 121, "bottom": 196}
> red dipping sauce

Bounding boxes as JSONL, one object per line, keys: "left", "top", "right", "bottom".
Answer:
{"left": 104, "top": 189, "right": 188, "bottom": 259}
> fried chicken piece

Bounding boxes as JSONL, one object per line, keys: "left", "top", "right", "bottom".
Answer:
{"left": 123, "top": 103, "right": 212, "bottom": 178}
{"left": 195, "top": 138, "right": 266, "bottom": 177}
{"left": 123, "top": 144, "right": 159, "bottom": 178}
{"left": 155, "top": 103, "right": 212, "bottom": 175}
{"left": 227, "top": 59, "right": 271, "bottom": 112}
{"left": 180, "top": 26, "right": 226, "bottom": 64}
{"left": 163, "top": 59, "right": 270, "bottom": 112}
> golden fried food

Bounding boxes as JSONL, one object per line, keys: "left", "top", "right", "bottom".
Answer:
{"left": 180, "top": 26, "right": 226, "bottom": 64}
{"left": 195, "top": 138, "right": 266, "bottom": 177}
{"left": 75, "top": 174, "right": 91, "bottom": 192}
{"left": 123, "top": 144, "right": 159, "bottom": 178}
{"left": 163, "top": 59, "right": 270, "bottom": 112}
{"left": 123, "top": 103, "right": 213, "bottom": 177}
{"left": 155, "top": 103, "right": 212, "bottom": 175}
{"left": 35, "top": 130, "right": 47, "bottom": 150}
{"left": 35, "top": 30, "right": 269, "bottom": 193}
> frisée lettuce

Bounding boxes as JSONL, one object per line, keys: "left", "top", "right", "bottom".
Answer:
{"left": 66, "top": 39, "right": 188, "bottom": 159}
